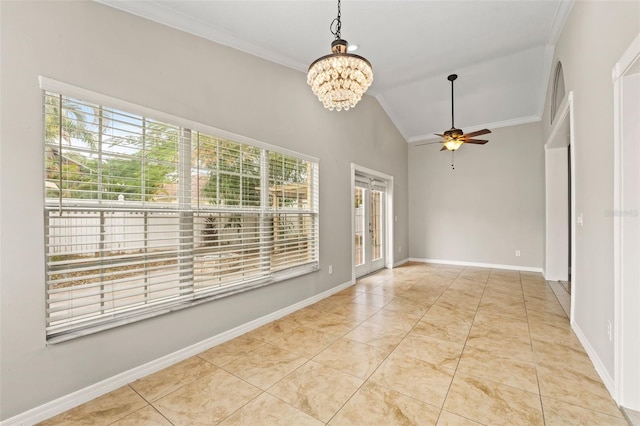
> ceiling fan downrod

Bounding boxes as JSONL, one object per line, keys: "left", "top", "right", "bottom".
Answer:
{"left": 448, "top": 73, "right": 457, "bottom": 129}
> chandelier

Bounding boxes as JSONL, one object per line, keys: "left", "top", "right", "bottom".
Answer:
{"left": 307, "top": 0, "right": 373, "bottom": 111}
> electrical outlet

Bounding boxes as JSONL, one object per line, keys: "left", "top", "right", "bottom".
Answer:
{"left": 515, "top": 250, "right": 521, "bottom": 257}
{"left": 328, "top": 265, "right": 333, "bottom": 274}
{"left": 607, "top": 321, "right": 612, "bottom": 342}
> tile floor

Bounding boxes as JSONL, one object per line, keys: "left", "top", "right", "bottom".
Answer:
{"left": 547, "top": 281, "right": 571, "bottom": 317}
{"left": 39, "top": 263, "right": 628, "bottom": 425}
{"left": 625, "top": 408, "right": 640, "bottom": 426}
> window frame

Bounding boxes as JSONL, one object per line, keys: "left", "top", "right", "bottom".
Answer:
{"left": 40, "top": 77, "right": 320, "bottom": 343}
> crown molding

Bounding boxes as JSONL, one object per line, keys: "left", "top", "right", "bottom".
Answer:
{"left": 95, "top": 0, "right": 308, "bottom": 72}
{"left": 547, "top": 0, "right": 574, "bottom": 45}
{"left": 407, "top": 114, "right": 541, "bottom": 144}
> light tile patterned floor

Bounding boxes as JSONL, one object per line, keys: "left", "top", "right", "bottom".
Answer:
{"left": 39, "top": 263, "right": 628, "bottom": 425}
{"left": 623, "top": 407, "right": 640, "bottom": 426}
{"left": 547, "top": 281, "right": 571, "bottom": 317}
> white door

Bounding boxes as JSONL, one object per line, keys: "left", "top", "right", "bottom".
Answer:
{"left": 354, "top": 178, "right": 386, "bottom": 278}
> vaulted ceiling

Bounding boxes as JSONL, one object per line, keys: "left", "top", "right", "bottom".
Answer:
{"left": 98, "top": 0, "right": 573, "bottom": 143}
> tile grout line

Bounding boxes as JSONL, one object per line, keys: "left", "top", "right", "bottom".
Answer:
{"left": 145, "top": 267, "right": 497, "bottom": 425}
{"left": 520, "top": 271, "right": 547, "bottom": 425}
{"left": 124, "top": 385, "right": 176, "bottom": 426}
{"left": 239, "top": 276, "right": 409, "bottom": 425}
{"left": 436, "top": 267, "right": 490, "bottom": 425}
{"left": 525, "top": 276, "right": 628, "bottom": 422}
{"left": 325, "top": 266, "right": 462, "bottom": 424}
{"left": 546, "top": 280, "right": 571, "bottom": 318}
{"left": 189, "top": 353, "right": 268, "bottom": 424}
{"left": 431, "top": 266, "right": 467, "bottom": 425}
{"left": 219, "top": 344, "right": 318, "bottom": 424}
{"left": 195, "top": 341, "right": 315, "bottom": 424}
{"left": 324, "top": 270, "right": 427, "bottom": 425}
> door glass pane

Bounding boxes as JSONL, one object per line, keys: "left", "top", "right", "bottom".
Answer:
{"left": 354, "top": 187, "right": 365, "bottom": 266}
{"left": 371, "top": 190, "right": 382, "bottom": 261}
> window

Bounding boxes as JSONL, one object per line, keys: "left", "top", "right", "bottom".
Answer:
{"left": 42, "top": 78, "right": 319, "bottom": 342}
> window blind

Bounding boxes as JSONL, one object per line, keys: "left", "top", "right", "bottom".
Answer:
{"left": 43, "top": 84, "right": 319, "bottom": 341}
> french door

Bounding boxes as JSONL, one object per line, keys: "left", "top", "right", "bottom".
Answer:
{"left": 354, "top": 176, "right": 386, "bottom": 278}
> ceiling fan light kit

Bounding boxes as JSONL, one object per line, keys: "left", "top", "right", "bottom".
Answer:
{"left": 307, "top": 0, "right": 373, "bottom": 111}
{"left": 444, "top": 139, "right": 464, "bottom": 151}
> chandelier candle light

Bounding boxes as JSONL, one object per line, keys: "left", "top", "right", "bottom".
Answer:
{"left": 307, "top": 0, "right": 373, "bottom": 111}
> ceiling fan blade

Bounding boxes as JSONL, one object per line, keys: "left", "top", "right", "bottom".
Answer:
{"left": 434, "top": 133, "right": 446, "bottom": 138}
{"left": 464, "top": 139, "right": 488, "bottom": 144}
{"left": 462, "top": 129, "right": 491, "bottom": 138}
{"left": 440, "top": 146, "right": 447, "bottom": 151}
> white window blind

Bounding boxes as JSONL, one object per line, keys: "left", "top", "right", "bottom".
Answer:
{"left": 42, "top": 83, "right": 319, "bottom": 341}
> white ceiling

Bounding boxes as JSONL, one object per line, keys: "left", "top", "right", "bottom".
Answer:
{"left": 98, "top": 0, "right": 573, "bottom": 143}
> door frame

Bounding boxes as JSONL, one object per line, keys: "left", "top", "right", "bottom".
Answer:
{"left": 544, "top": 91, "right": 576, "bottom": 321}
{"left": 350, "top": 163, "right": 394, "bottom": 282}
{"left": 613, "top": 32, "right": 640, "bottom": 410}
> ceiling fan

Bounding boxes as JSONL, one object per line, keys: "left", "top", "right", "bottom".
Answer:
{"left": 417, "top": 74, "right": 491, "bottom": 152}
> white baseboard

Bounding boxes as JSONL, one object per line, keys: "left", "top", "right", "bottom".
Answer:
{"left": 393, "top": 258, "right": 409, "bottom": 267}
{"left": 543, "top": 271, "right": 569, "bottom": 281}
{"left": 408, "top": 258, "right": 544, "bottom": 273}
{"left": 0, "top": 279, "right": 355, "bottom": 426}
{"left": 572, "top": 320, "right": 616, "bottom": 397}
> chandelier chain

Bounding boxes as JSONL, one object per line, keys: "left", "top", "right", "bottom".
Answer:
{"left": 330, "top": 0, "right": 342, "bottom": 39}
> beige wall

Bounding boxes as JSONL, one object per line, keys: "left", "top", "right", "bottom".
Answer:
{"left": 408, "top": 121, "right": 544, "bottom": 269}
{"left": 0, "top": 1, "right": 409, "bottom": 419}
{"left": 540, "top": 1, "right": 639, "bottom": 380}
